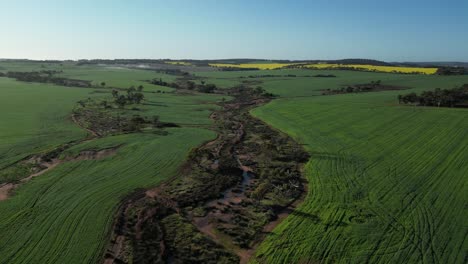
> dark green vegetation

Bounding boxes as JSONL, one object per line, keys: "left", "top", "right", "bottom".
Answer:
{"left": 436, "top": 66, "right": 467, "bottom": 75}
{"left": 398, "top": 84, "right": 468, "bottom": 107}
{"left": 0, "top": 59, "right": 467, "bottom": 264}
{"left": 322, "top": 80, "right": 408, "bottom": 95}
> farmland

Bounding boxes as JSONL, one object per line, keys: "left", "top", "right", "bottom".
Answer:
{"left": 0, "top": 60, "right": 467, "bottom": 264}
{"left": 303, "top": 63, "right": 438, "bottom": 74}
{"left": 0, "top": 62, "right": 223, "bottom": 263}
{"left": 207, "top": 62, "right": 438, "bottom": 74}
{"left": 250, "top": 73, "right": 468, "bottom": 263}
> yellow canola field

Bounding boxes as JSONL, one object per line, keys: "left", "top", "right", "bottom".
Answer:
{"left": 165, "top": 61, "right": 192, "bottom": 66}
{"left": 304, "top": 63, "right": 438, "bottom": 74}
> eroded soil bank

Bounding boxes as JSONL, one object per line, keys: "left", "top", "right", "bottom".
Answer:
{"left": 104, "top": 86, "right": 310, "bottom": 263}
{"left": 0, "top": 145, "right": 119, "bottom": 201}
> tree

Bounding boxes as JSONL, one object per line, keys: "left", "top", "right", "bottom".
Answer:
{"left": 186, "top": 81, "right": 196, "bottom": 90}
{"left": 254, "top": 86, "right": 265, "bottom": 95}
{"left": 100, "top": 100, "right": 108, "bottom": 108}
{"left": 137, "top": 85, "right": 144, "bottom": 92}
{"left": 152, "top": 115, "right": 161, "bottom": 128}
{"left": 123, "top": 115, "right": 145, "bottom": 132}
{"left": 126, "top": 87, "right": 136, "bottom": 102}
{"left": 101, "top": 82, "right": 106, "bottom": 87}
{"left": 133, "top": 92, "right": 144, "bottom": 104}
{"left": 115, "top": 95, "right": 127, "bottom": 108}
{"left": 198, "top": 83, "right": 216, "bottom": 93}
{"left": 112, "top": 89, "right": 119, "bottom": 98}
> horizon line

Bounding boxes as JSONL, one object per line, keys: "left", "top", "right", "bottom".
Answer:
{"left": 1, "top": 58, "right": 467, "bottom": 64}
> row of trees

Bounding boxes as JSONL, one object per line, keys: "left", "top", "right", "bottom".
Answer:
{"left": 323, "top": 80, "right": 383, "bottom": 95}
{"left": 150, "top": 78, "right": 217, "bottom": 93}
{"left": 398, "top": 85, "right": 468, "bottom": 107}
{"left": 155, "top": 69, "right": 190, "bottom": 76}
{"left": 4, "top": 71, "right": 92, "bottom": 87}
{"left": 436, "top": 67, "right": 467, "bottom": 75}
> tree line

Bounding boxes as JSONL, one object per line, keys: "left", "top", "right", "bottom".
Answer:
{"left": 322, "top": 80, "right": 393, "bottom": 95}
{"left": 436, "top": 67, "right": 467, "bottom": 75}
{"left": 3, "top": 71, "right": 92, "bottom": 87}
{"left": 150, "top": 78, "right": 217, "bottom": 93}
{"left": 398, "top": 85, "right": 468, "bottom": 108}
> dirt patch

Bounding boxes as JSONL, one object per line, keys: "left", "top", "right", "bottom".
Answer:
{"left": 0, "top": 183, "right": 14, "bottom": 201}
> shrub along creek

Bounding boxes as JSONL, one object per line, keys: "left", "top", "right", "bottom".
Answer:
{"left": 103, "top": 85, "right": 310, "bottom": 264}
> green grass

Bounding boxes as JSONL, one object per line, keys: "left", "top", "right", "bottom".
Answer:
{"left": 0, "top": 77, "right": 89, "bottom": 168}
{"left": 0, "top": 61, "right": 178, "bottom": 92}
{"left": 58, "top": 65, "right": 177, "bottom": 92}
{"left": 0, "top": 63, "right": 223, "bottom": 263}
{"left": 0, "top": 129, "right": 215, "bottom": 263}
{"left": 251, "top": 76, "right": 468, "bottom": 263}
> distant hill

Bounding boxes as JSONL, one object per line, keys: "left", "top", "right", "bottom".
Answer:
{"left": 396, "top": 61, "right": 468, "bottom": 68}
{"left": 3, "top": 58, "right": 467, "bottom": 69}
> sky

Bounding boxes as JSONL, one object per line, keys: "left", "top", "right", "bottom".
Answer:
{"left": 1, "top": 0, "right": 467, "bottom": 61}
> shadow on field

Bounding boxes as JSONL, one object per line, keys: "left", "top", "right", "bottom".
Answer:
{"left": 141, "top": 101, "right": 168, "bottom": 107}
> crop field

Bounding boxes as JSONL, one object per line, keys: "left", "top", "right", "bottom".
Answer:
{"left": 304, "top": 63, "right": 438, "bottom": 74}
{"left": 58, "top": 66, "right": 178, "bottom": 92}
{"left": 0, "top": 62, "right": 222, "bottom": 263}
{"left": 195, "top": 69, "right": 468, "bottom": 96}
{"left": 0, "top": 129, "right": 215, "bottom": 263}
{"left": 207, "top": 62, "right": 438, "bottom": 74}
{"left": 0, "top": 77, "right": 89, "bottom": 168}
{"left": 251, "top": 77, "right": 468, "bottom": 263}
{"left": 0, "top": 60, "right": 466, "bottom": 264}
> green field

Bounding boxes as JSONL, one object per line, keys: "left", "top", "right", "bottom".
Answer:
{"left": 196, "top": 69, "right": 468, "bottom": 97}
{"left": 251, "top": 75, "right": 468, "bottom": 263}
{"left": 0, "top": 129, "right": 214, "bottom": 263}
{"left": 0, "top": 77, "right": 89, "bottom": 168}
{"left": 0, "top": 62, "right": 221, "bottom": 263}
{"left": 0, "top": 61, "right": 467, "bottom": 263}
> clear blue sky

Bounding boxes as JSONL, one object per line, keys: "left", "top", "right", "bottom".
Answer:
{"left": 1, "top": 0, "right": 467, "bottom": 61}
